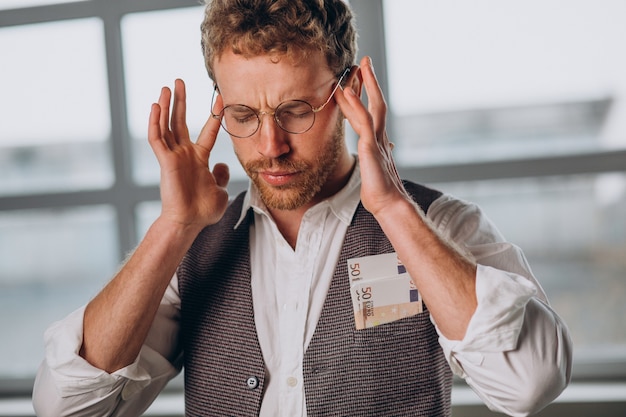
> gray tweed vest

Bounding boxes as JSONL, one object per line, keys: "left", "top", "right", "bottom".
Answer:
{"left": 177, "top": 181, "right": 452, "bottom": 416}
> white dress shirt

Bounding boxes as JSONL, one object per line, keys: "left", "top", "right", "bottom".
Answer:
{"left": 33, "top": 165, "right": 572, "bottom": 417}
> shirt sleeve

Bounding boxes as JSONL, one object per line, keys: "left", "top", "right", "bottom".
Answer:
{"left": 32, "top": 275, "right": 183, "bottom": 417}
{"left": 427, "top": 194, "right": 573, "bottom": 417}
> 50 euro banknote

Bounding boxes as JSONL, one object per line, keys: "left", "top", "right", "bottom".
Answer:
{"left": 348, "top": 253, "right": 423, "bottom": 330}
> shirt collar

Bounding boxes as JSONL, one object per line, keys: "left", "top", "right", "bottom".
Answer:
{"left": 234, "top": 156, "right": 362, "bottom": 229}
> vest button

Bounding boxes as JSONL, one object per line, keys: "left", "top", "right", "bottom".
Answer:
{"left": 246, "top": 376, "right": 259, "bottom": 389}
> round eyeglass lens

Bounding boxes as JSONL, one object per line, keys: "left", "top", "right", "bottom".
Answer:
{"left": 221, "top": 105, "right": 260, "bottom": 138}
{"left": 274, "top": 100, "right": 315, "bottom": 134}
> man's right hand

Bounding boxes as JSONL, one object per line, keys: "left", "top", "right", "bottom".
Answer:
{"left": 148, "top": 78, "right": 230, "bottom": 232}
{"left": 79, "top": 80, "right": 230, "bottom": 374}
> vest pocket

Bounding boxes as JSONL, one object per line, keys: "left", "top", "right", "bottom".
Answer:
{"left": 352, "top": 310, "right": 430, "bottom": 346}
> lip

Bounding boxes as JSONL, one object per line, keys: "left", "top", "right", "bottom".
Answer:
{"left": 258, "top": 170, "right": 299, "bottom": 186}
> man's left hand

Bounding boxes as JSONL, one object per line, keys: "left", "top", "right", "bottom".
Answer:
{"left": 335, "top": 56, "right": 411, "bottom": 218}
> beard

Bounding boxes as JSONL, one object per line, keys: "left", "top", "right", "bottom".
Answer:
{"left": 238, "top": 118, "right": 345, "bottom": 211}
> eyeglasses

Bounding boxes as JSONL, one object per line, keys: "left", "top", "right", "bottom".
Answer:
{"left": 210, "top": 68, "right": 350, "bottom": 138}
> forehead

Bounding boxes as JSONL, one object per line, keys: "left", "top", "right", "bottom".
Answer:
{"left": 212, "top": 49, "right": 334, "bottom": 105}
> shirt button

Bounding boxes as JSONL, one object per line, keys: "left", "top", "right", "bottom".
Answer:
{"left": 286, "top": 376, "right": 298, "bottom": 387}
{"left": 246, "top": 376, "right": 259, "bottom": 389}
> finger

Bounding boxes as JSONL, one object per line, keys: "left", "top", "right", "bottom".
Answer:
{"left": 171, "top": 79, "right": 190, "bottom": 144}
{"left": 148, "top": 103, "right": 168, "bottom": 155}
{"left": 212, "top": 162, "right": 230, "bottom": 188}
{"left": 359, "top": 56, "right": 387, "bottom": 139}
{"left": 196, "top": 92, "right": 223, "bottom": 151}
{"left": 157, "top": 86, "right": 175, "bottom": 149}
{"left": 338, "top": 68, "right": 398, "bottom": 167}
{"left": 336, "top": 81, "right": 375, "bottom": 141}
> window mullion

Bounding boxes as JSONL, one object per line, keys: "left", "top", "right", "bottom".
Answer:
{"left": 100, "top": 4, "right": 137, "bottom": 258}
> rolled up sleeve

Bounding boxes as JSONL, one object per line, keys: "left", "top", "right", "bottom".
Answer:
{"left": 33, "top": 279, "right": 182, "bottom": 417}
{"left": 428, "top": 195, "right": 573, "bottom": 416}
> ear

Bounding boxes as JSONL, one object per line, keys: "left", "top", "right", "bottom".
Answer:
{"left": 346, "top": 64, "right": 363, "bottom": 97}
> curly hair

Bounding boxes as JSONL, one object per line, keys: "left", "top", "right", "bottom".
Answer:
{"left": 200, "top": 0, "right": 357, "bottom": 81}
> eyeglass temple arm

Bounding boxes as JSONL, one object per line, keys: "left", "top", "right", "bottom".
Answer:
{"left": 312, "top": 67, "right": 352, "bottom": 112}
{"left": 210, "top": 84, "right": 221, "bottom": 119}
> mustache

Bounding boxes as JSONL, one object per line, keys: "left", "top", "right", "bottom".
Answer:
{"left": 245, "top": 156, "right": 310, "bottom": 172}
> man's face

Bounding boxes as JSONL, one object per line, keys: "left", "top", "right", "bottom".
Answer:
{"left": 212, "top": 50, "right": 351, "bottom": 211}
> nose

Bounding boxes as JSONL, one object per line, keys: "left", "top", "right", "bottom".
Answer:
{"left": 255, "top": 113, "right": 290, "bottom": 158}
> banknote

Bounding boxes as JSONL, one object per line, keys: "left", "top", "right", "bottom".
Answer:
{"left": 347, "top": 252, "right": 406, "bottom": 283}
{"left": 348, "top": 253, "right": 422, "bottom": 330}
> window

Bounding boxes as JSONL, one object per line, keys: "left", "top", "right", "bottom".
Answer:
{"left": 0, "top": 18, "right": 112, "bottom": 195}
{"left": 0, "top": 0, "right": 212, "bottom": 383}
{"left": 121, "top": 6, "right": 245, "bottom": 185}
{"left": 0, "top": 0, "right": 624, "bottom": 407}
{"left": 0, "top": 0, "right": 88, "bottom": 11}
{"left": 0, "top": 206, "right": 118, "bottom": 376}
{"left": 0, "top": 13, "right": 115, "bottom": 381}
{"left": 384, "top": 0, "right": 626, "bottom": 166}
{"left": 384, "top": 0, "right": 626, "bottom": 377}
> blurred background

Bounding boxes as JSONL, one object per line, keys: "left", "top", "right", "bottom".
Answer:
{"left": 0, "top": 0, "right": 625, "bottom": 415}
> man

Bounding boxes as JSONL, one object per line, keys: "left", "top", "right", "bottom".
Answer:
{"left": 33, "top": 0, "right": 572, "bottom": 416}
